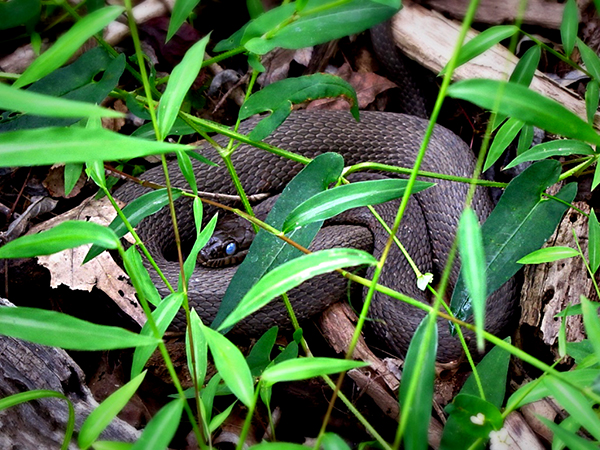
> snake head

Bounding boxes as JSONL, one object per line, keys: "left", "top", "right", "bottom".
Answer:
{"left": 198, "top": 214, "right": 255, "bottom": 267}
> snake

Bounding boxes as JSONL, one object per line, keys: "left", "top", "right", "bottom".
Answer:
{"left": 114, "top": 110, "right": 517, "bottom": 363}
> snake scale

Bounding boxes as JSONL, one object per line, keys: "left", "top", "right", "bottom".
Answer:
{"left": 115, "top": 110, "right": 517, "bottom": 362}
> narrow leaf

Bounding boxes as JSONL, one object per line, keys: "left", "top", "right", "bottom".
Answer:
{"left": 217, "top": 248, "right": 377, "bottom": 331}
{"left": 485, "top": 117, "right": 523, "bottom": 172}
{"left": 0, "top": 307, "right": 159, "bottom": 350}
{"left": 504, "top": 139, "right": 595, "bottom": 170}
{"left": 578, "top": 37, "right": 600, "bottom": 81}
{"left": 14, "top": 6, "right": 125, "bottom": 88}
{"left": 538, "top": 417, "right": 599, "bottom": 450}
{"left": 0, "top": 220, "right": 118, "bottom": 258}
{"left": 283, "top": 179, "right": 433, "bottom": 233}
{"left": 166, "top": 0, "right": 201, "bottom": 42}
{"left": 186, "top": 309, "right": 208, "bottom": 386}
{"left": 447, "top": 79, "right": 600, "bottom": 146}
{"left": 517, "top": 246, "right": 579, "bottom": 264}
{"left": 588, "top": 210, "right": 600, "bottom": 273}
{"left": 261, "top": 357, "right": 368, "bottom": 386}
{"left": 581, "top": 296, "right": 600, "bottom": 365}
{"left": 509, "top": 45, "right": 541, "bottom": 87}
{"left": 560, "top": 0, "right": 579, "bottom": 58}
{"left": 586, "top": 80, "right": 599, "bottom": 124}
{"left": 131, "top": 398, "right": 184, "bottom": 450}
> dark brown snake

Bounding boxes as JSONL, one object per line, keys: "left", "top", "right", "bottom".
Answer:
{"left": 115, "top": 110, "right": 517, "bottom": 363}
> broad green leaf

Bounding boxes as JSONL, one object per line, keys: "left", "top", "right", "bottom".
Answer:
{"left": 0, "top": 48, "right": 126, "bottom": 132}
{"left": 321, "top": 432, "right": 351, "bottom": 450}
{"left": 586, "top": 80, "right": 599, "bottom": 124}
{"left": 440, "top": 394, "right": 503, "bottom": 450}
{"left": 166, "top": 0, "right": 201, "bottom": 42}
{"left": 240, "top": 74, "right": 359, "bottom": 140}
{"left": 244, "top": 0, "right": 399, "bottom": 55}
{"left": 131, "top": 398, "right": 184, "bottom": 450}
{"left": 561, "top": 0, "right": 578, "bottom": 58}
{"left": 0, "top": 0, "right": 40, "bottom": 30}
{"left": 0, "top": 82, "right": 123, "bottom": 119}
{"left": 509, "top": 45, "right": 541, "bottom": 87}
{"left": 578, "top": 38, "right": 600, "bottom": 81}
{"left": 261, "top": 357, "right": 368, "bottom": 386}
{"left": 460, "top": 339, "right": 511, "bottom": 409}
{"left": 246, "top": 326, "right": 279, "bottom": 376}
{"left": 202, "top": 324, "right": 254, "bottom": 408}
{"left": 0, "top": 127, "right": 189, "bottom": 167}
{"left": 0, "top": 220, "right": 118, "bottom": 258}
{"left": 14, "top": 6, "right": 125, "bottom": 88}
{"left": 538, "top": 417, "right": 599, "bottom": 450}
{"left": 442, "top": 25, "right": 518, "bottom": 75}
{"left": 64, "top": 163, "right": 83, "bottom": 197}
{"left": 451, "top": 160, "right": 577, "bottom": 322}
{"left": 447, "top": 79, "right": 600, "bottom": 146}
{"left": 85, "top": 189, "right": 183, "bottom": 263}
{"left": 78, "top": 372, "right": 147, "bottom": 449}
{"left": 282, "top": 179, "right": 434, "bottom": 233}
{"left": 157, "top": 34, "right": 210, "bottom": 140}
{"left": 0, "top": 307, "right": 159, "bottom": 350}
{"left": 517, "top": 246, "right": 579, "bottom": 264}
{"left": 399, "top": 315, "right": 438, "bottom": 450}
{"left": 212, "top": 153, "right": 344, "bottom": 330}
{"left": 218, "top": 248, "right": 377, "bottom": 331}
{"left": 544, "top": 375, "right": 600, "bottom": 442}
{"left": 485, "top": 117, "right": 523, "bottom": 173}
{"left": 504, "top": 139, "right": 596, "bottom": 170}
{"left": 458, "top": 208, "right": 486, "bottom": 351}
{"left": 131, "top": 292, "right": 185, "bottom": 377}
{"left": 186, "top": 309, "right": 208, "bottom": 386}
{"left": 588, "top": 210, "right": 600, "bottom": 273}
{"left": 581, "top": 296, "right": 600, "bottom": 365}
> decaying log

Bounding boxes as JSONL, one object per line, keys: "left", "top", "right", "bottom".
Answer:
{"left": 0, "top": 298, "right": 140, "bottom": 449}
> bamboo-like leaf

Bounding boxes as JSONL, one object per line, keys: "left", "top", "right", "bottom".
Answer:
{"left": 0, "top": 82, "right": 123, "bottom": 119}
{"left": 88, "top": 442, "right": 133, "bottom": 450}
{"left": 261, "top": 357, "right": 367, "bottom": 386}
{"left": 14, "top": 6, "right": 125, "bottom": 88}
{"left": 538, "top": 417, "right": 599, "bottom": 450}
{"left": 283, "top": 179, "right": 433, "bottom": 233}
{"left": 0, "top": 307, "right": 159, "bottom": 350}
{"left": 121, "top": 246, "right": 161, "bottom": 307}
{"left": 561, "top": 0, "right": 579, "bottom": 58}
{"left": 157, "top": 34, "right": 210, "bottom": 140}
{"left": 458, "top": 208, "right": 486, "bottom": 351}
{"left": 166, "top": 0, "right": 201, "bottom": 42}
{"left": 0, "top": 220, "right": 118, "bottom": 258}
{"left": 130, "top": 398, "right": 184, "bottom": 450}
{"left": 581, "top": 296, "right": 600, "bottom": 365}
{"left": 217, "top": 248, "right": 377, "bottom": 331}
{"left": 578, "top": 37, "right": 600, "bottom": 81}
{"left": 585, "top": 80, "right": 599, "bottom": 124}
{"left": 517, "top": 246, "right": 579, "bottom": 264}
{"left": 485, "top": 117, "right": 523, "bottom": 172}
{"left": 504, "top": 139, "right": 595, "bottom": 170}
{"left": 0, "top": 127, "right": 189, "bottom": 168}
{"left": 509, "top": 45, "right": 541, "bottom": 87}
{"left": 202, "top": 325, "right": 254, "bottom": 408}
{"left": 588, "top": 210, "right": 600, "bottom": 273}
{"left": 447, "top": 79, "right": 600, "bottom": 146}
{"left": 186, "top": 309, "right": 208, "bottom": 387}
{"left": 78, "top": 372, "right": 147, "bottom": 449}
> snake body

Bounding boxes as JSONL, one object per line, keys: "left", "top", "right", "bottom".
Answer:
{"left": 115, "top": 111, "right": 517, "bottom": 362}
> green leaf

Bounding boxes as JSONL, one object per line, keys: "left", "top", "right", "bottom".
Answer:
{"left": 485, "top": 117, "right": 523, "bottom": 172}
{"left": 217, "top": 248, "right": 377, "bottom": 331}
{"left": 504, "top": 139, "right": 596, "bottom": 170}
{"left": 588, "top": 210, "right": 600, "bottom": 274}
{"left": 78, "top": 372, "right": 147, "bottom": 449}
{"left": 131, "top": 398, "right": 184, "bottom": 450}
{"left": 586, "top": 80, "right": 599, "bottom": 125}
{"left": 157, "top": 34, "right": 210, "bottom": 140}
{"left": 261, "top": 357, "right": 368, "bottom": 386}
{"left": 212, "top": 152, "right": 344, "bottom": 330}
{"left": 509, "top": 45, "right": 541, "bottom": 87}
{"left": 578, "top": 37, "right": 600, "bottom": 81}
{"left": 0, "top": 307, "right": 159, "bottom": 350}
{"left": 131, "top": 292, "right": 185, "bottom": 378}
{"left": 460, "top": 339, "right": 511, "bottom": 409}
{"left": 517, "top": 246, "right": 579, "bottom": 264}
{"left": 244, "top": 0, "right": 399, "bottom": 55}
{"left": 442, "top": 25, "right": 518, "bottom": 75}
{"left": 202, "top": 324, "right": 254, "bottom": 408}
{"left": 451, "top": 160, "right": 577, "bottom": 322}
{"left": 538, "top": 417, "right": 599, "bottom": 450}
{"left": 0, "top": 127, "right": 188, "bottom": 168}
{"left": 283, "top": 179, "right": 434, "bottom": 233}
{"left": 186, "top": 309, "right": 208, "bottom": 386}
{"left": 0, "top": 220, "right": 118, "bottom": 258}
{"left": 399, "top": 315, "right": 438, "bottom": 450}
{"left": 85, "top": 189, "right": 183, "bottom": 263}
{"left": 561, "top": 0, "right": 579, "bottom": 59}
{"left": 594, "top": 161, "right": 600, "bottom": 191}
{"left": 321, "top": 432, "right": 351, "bottom": 450}
{"left": 64, "top": 163, "right": 83, "bottom": 197}
{"left": 176, "top": 149, "right": 198, "bottom": 195}
{"left": 89, "top": 442, "right": 133, "bottom": 450}
{"left": 246, "top": 326, "right": 279, "bottom": 376}
{"left": 517, "top": 124, "right": 535, "bottom": 155}
{"left": 0, "top": 0, "right": 40, "bottom": 30}
{"left": 447, "top": 79, "right": 600, "bottom": 146}
{"left": 14, "top": 6, "right": 125, "bottom": 88}
{"left": 544, "top": 375, "right": 600, "bottom": 442}
{"left": 121, "top": 246, "right": 162, "bottom": 307}
{"left": 581, "top": 296, "right": 600, "bottom": 366}
{"left": 458, "top": 208, "right": 486, "bottom": 351}
{"left": 0, "top": 82, "right": 123, "bottom": 119}
{"left": 248, "top": 443, "right": 307, "bottom": 450}
{"left": 166, "top": 0, "right": 201, "bottom": 42}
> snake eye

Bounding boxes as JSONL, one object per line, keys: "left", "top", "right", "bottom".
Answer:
{"left": 225, "top": 242, "right": 237, "bottom": 256}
